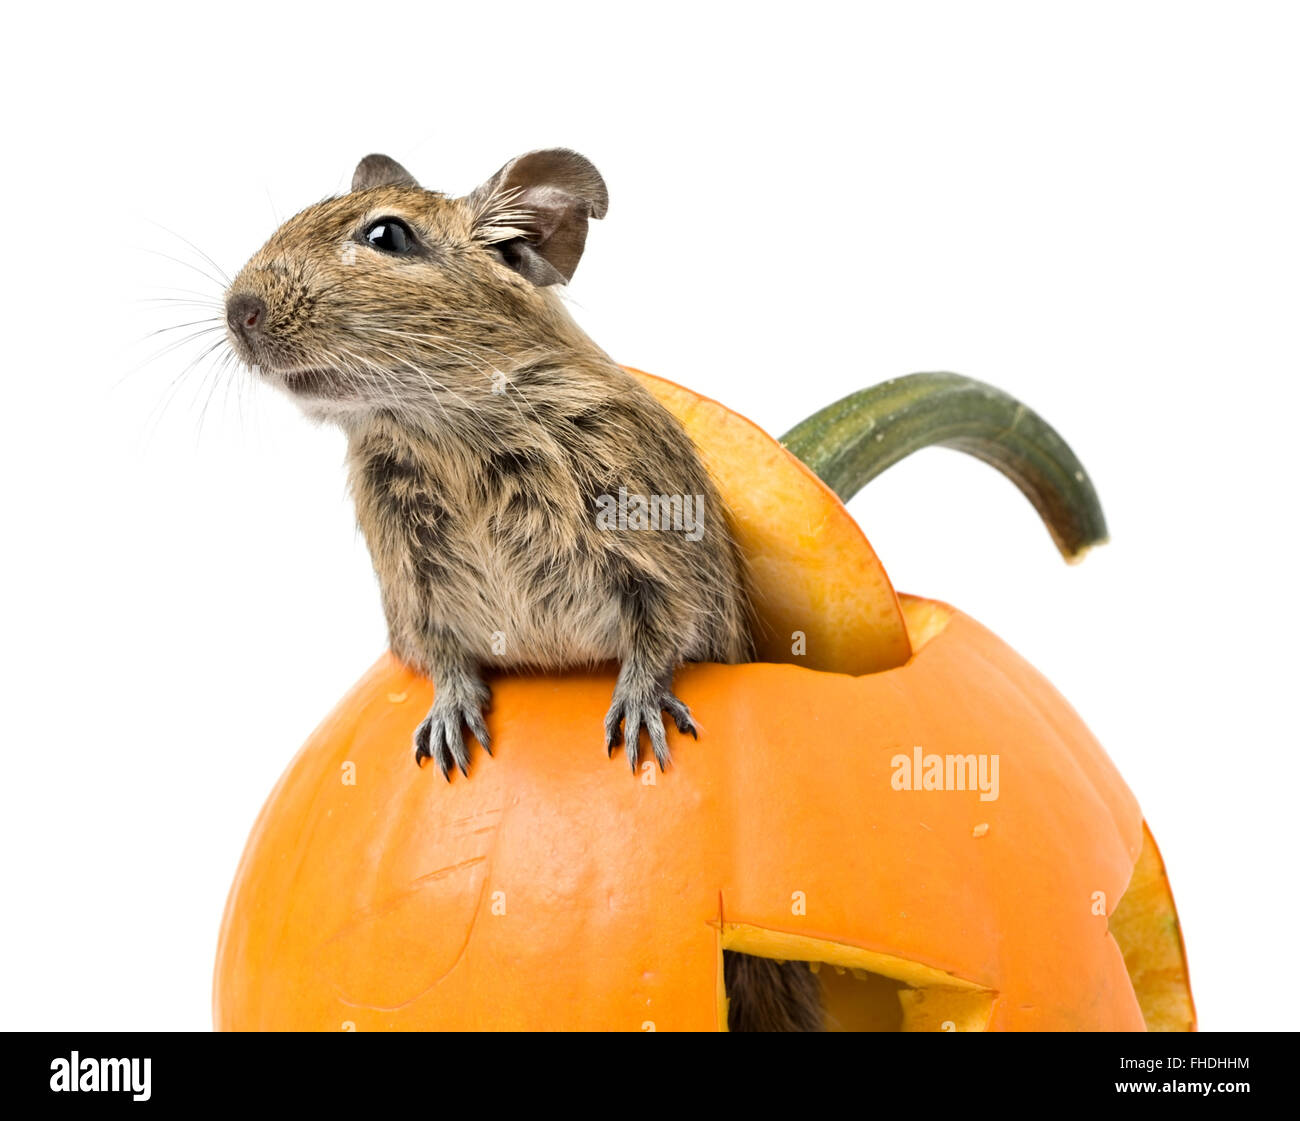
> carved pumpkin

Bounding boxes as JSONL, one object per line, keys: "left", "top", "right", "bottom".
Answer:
{"left": 213, "top": 371, "right": 1193, "bottom": 1031}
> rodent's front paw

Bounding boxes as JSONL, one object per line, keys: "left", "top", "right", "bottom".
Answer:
{"left": 603, "top": 683, "right": 698, "bottom": 773}
{"left": 414, "top": 688, "right": 491, "bottom": 780}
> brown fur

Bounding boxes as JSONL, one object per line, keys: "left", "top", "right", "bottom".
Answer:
{"left": 725, "top": 956, "right": 826, "bottom": 1032}
{"left": 223, "top": 150, "right": 822, "bottom": 1031}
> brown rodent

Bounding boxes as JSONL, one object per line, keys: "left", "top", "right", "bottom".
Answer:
{"left": 223, "top": 149, "right": 822, "bottom": 1032}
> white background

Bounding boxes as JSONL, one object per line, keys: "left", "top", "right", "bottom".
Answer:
{"left": 1, "top": 1, "right": 1295, "bottom": 1031}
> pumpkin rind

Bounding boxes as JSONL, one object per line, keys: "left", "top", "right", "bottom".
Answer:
{"left": 215, "top": 374, "right": 1191, "bottom": 1031}
{"left": 214, "top": 601, "right": 1176, "bottom": 1032}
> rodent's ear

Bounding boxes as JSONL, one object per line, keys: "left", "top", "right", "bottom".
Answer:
{"left": 467, "top": 149, "right": 608, "bottom": 286}
{"left": 352, "top": 154, "right": 418, "bottom": 192}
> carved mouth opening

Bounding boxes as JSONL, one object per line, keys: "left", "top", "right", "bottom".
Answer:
{"left": 718, "top": 925, "right": 995, "bottom": 1033}
{"left": 716, "top": 824, "right": 1195, "bottom": 1032}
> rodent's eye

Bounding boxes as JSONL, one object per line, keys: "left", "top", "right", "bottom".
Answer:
{"left": 363, "top": 217, "right": 415, "bottom": 254}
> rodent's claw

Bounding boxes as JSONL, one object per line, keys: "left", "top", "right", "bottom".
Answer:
{"left": 413, "top": 700, "right": 491, "bottom": 781}
{"left": 604, "top": 706, "right": 624, "bottom": 755}
{"left": 604, "top": 687, "right": 696, "bottom": 773}
{"left": 465, "top": 704, "right": 493, "bottom": 758}
{"left": 624, "top": 706, "right": 647, "bottom": 773}
{"left": 660, "top": 693, "right": 699, "bottom": 738}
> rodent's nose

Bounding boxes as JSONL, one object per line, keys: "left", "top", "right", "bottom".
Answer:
{"left": 226, "top": 293, "right": 267, "bottom": 339}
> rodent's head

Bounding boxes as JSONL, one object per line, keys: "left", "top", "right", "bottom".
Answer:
{"left": 224, "top": 149, "right": 608, "bottom": 419}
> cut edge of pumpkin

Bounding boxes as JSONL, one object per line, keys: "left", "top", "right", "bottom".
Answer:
{"left": 1108, "top": 822, "right": 1197, "bottom": 1032}
{"left": 897, "top": 593, "right": 956, "bottom": 655}
{"left": 716, "top": 922, "right": 996, "bottom": 1033}
{"left": 626, "top": 366, "right": 913, "bottom": 676}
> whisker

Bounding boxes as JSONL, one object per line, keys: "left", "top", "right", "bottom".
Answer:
{"left": 143, "top": 334, "right": 231, "bottom": 441}
{"left": 135, "top": 296, "right": 225, "bottom": 311}
{"left": 339, "top": 320, "right": 568, "bottom": 443}
{"left": 140, "top": 247, "right": 230, "bottom": 293}
{"left": 141, "top": 317, "right": 223, "bottom": 339}
{"left": 145, "top": 220, "right": 233, "bottom": 287}
{"left": 140, "top": 283, "right": 227, "bottom": 302}
{"left": 113, "top": 324, "right": 227, "bottom": 391}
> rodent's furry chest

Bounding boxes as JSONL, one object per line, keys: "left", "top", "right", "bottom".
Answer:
{"left": 345, "top": 382, "right": 754, "bottom": 677}
{"left": 347, "top": 420, "right": 625, "bottom": 669}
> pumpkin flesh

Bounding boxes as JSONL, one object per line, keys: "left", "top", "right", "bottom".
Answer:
{"left": 627, "top": 367, "right": 911, "bottom": 674}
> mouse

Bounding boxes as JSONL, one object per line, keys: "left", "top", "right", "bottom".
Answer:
{"left": 222, "top": 149, "right": 823, "bottom": 1032}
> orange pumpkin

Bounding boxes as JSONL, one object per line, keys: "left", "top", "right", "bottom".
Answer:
{"left": 213, "top": 372, "right": 1193, "bottom": 1032}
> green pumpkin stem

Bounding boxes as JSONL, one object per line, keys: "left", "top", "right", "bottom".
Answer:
{"left": 780, "top": 373, "right": 1108, "bottom": 562}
